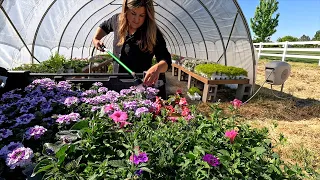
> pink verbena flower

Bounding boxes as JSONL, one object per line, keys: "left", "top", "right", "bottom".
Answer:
{"left": 230, "top": 99, "right": 242, "bottom": 109}
{"left": 225, "top": 130, "right": 238, "bottom": 143}
{"left": 6, "top": 147, "right": 34, "bottom": 169}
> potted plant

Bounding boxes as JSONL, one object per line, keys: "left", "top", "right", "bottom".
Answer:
{"left": 187, "top": 86, "right": 201, "bottom": 100}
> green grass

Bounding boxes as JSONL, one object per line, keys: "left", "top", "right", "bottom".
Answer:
{"left": 260, "top": 50, "right": 320, "bottom": 64}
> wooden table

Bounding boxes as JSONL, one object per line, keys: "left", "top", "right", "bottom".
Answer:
{"left": 171, "top": 63, "right": 250, "bottom": 102}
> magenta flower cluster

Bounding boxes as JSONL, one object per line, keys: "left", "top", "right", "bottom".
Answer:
{"left": 130, "top": 152, "right": 149, "bottom": 165}
{"left": 202, "top": 154, "right": 220, "bottom": 167}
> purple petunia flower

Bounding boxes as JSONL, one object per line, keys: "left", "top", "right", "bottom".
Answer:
{"left": 135, "top": 107, "right": 149, "bottom": 117}
{"left": 15, "top": 114, "right": 36, "bottom": 126}
{"left": 25, "top": 125, "right": 47, "bottom": 140}
{"left": 202, "top": 154, "right": 220, "bottom": 167}
{"left": 56, "top": 113, "right": 80, "bottom": 124}
{"left": 0, "top": 129, "right": 13, "bottom": 140}
{"left": 130, "top": 152, "right": 149, "bottom": 165}
{"left": 6, "top": 147, "right": 34, "bottom": 169}
{"left": 0, "top": 142, "right": 24, "bottom": 158}
{"left": 64, "top": 97, "right": 79, "bottom": 107}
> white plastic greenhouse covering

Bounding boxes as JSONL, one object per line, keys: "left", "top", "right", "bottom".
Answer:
{"left": 0, "top": 0, "right": 257, "bottom": 84}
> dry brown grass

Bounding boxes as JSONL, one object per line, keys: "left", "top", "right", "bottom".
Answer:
{"left": 195, "top": 60, "right": 320, "bottom": 175}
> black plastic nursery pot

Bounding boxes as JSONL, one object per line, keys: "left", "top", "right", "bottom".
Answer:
{"left": 0, "top": 71, "right": 167, "bottom": 99}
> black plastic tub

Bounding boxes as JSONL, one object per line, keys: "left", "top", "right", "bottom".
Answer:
{"left": 0, "top": 71, "right": 167, "bottom": 99}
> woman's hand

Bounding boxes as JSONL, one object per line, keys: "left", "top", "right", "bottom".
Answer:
{"left": 143, "top": 64, "right": 160, "bottom": 86}
{"left": 93, "top": 39, "right": 105, "bottom": 52}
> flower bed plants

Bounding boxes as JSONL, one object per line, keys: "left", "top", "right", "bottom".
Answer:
{"left": 194, "top": 64, "right": 248, "bottom": 80}
{"left": 0, "top": 78, "right": 308, "bottom": 179}
{"left": 181, "top": 57, "right": 212, "bottom": 71}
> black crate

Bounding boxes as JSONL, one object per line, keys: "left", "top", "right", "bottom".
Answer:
{"left": 0, "top": 71, "right": 167, "bottom": 99}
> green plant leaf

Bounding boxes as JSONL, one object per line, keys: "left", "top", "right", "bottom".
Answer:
{"left": 88, "top": 174, "right": 97, "bottom": 180}
{"left": 71, "top": 120, "right": 89, "bottom": 130}
{"left": 253, "top": 147, "right": 266, "bottom": 155}
{"left": 108, "top": 160, "right": 126, "bottom": 168}
{"left": 31, "top": 159, "right": 55, "bottom": 177}
{"left": 43, "top": 142, "right": 63, "bottom": 154}
{"left": 56, "top": 145, "right": 68, "bottom": 166}
{"left": 140, "top": 167, "right": 152, "bottom": 173}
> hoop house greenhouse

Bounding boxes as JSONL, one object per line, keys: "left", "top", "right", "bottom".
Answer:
{"left": 0, "top": 0, "right": 256, "bottom": 84}
{"left": 5, "top": 1, "right": 307, "bottom": 180}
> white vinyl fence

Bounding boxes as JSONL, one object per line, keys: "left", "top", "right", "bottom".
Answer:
{"left": 253, "top": 41, "right": 320, "bottom": 66}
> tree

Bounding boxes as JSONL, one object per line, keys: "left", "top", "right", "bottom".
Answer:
{"left": 299, "top": 35, "right": 310, "bottom": 41}
{"left": 277, "top": 36, "right": 298, "bottom": 42}
{"left": 312, "top": 30, "right": 320, "bottom": 41}
{"left": 250, "top": 0, "right": 280, "bottom": 42}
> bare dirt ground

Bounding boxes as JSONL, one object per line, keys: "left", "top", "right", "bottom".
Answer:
{"left": 165, "top": 60, "right": 320, "bottom": 174}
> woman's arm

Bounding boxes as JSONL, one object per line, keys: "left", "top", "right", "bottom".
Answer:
{"left": 93, "top": 27, "right": 107, "bottom": 51}
{"left": 144, "top": 29, "right": 172, "bottom": 86}
{"left": 92, "top": 14, "right": 118, "bottom": 51}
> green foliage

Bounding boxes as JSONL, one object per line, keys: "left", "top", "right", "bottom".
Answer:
{"left": 194, "top": 64, "right": 248, "bottom": 78}
{"left": 171, "top": 54, "right": 180, "bottom": 61}
{"left": 13, "top": 53, "right": 89, "bottom": 73}
{"left": 188, "top": 86, "right": 201, "bottom": 95}
{"left": 250, "top": 0, "right": 280, "bottom": 42}
{"left": 277, "top": 36, "right": 299, "bottom": 42}
{"left": 1, "top": 80, "right": 316, "bottom": 179}
{"left": 152, "top": 57, "right": 157, "bottom": 66}
{"left": 312, "top": 30, "right": 320, "bottom": 41}
{"left": 299, "top": 35, "right": 311, "bottom": 41}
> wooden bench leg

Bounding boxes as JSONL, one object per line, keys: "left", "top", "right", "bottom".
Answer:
{"left": 202, "top": 84, "right": 218, "bottom": 102}
{"left": 172, "top": 66, "right": 175, "bottom": 77}
{"left": 178, "top": 69, "right": 182, "bottom": 81}
{"left": 187, "top": 74, "right": 191, "bottom": 89}
{"left": 202, "top": 84, "right": 209, "bottom": 102}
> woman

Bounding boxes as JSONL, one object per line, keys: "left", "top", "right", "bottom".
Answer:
{"left": 92, "top": 0, "right": 171, "bottom": 86}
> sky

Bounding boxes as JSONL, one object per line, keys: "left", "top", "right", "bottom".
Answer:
{"left": 237, "top": 0, "right": 320, "bottom": 41}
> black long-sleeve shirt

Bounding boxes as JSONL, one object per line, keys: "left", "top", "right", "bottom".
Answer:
{"left": 99, "top": 13, "right": 172, "bottom": 73}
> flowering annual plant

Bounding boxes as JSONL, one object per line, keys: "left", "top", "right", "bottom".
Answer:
{"left": 225, "top": 129, "right": 238, "bottom": 144}
{"left": 202, "top": 154, "right": 220, "bottom": 167}
{"left": 0, "top": 78, "right": 310, "bottom": 179}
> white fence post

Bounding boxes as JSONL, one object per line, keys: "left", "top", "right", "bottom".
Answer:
{"left": 318, "top": 59, "right": 320, "bottom": 66}
{"left": 258, "top": 42, "right": 262, "bottom": 59}
{"left": 282, "top": 41, "right": 288, "bottom": 62}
